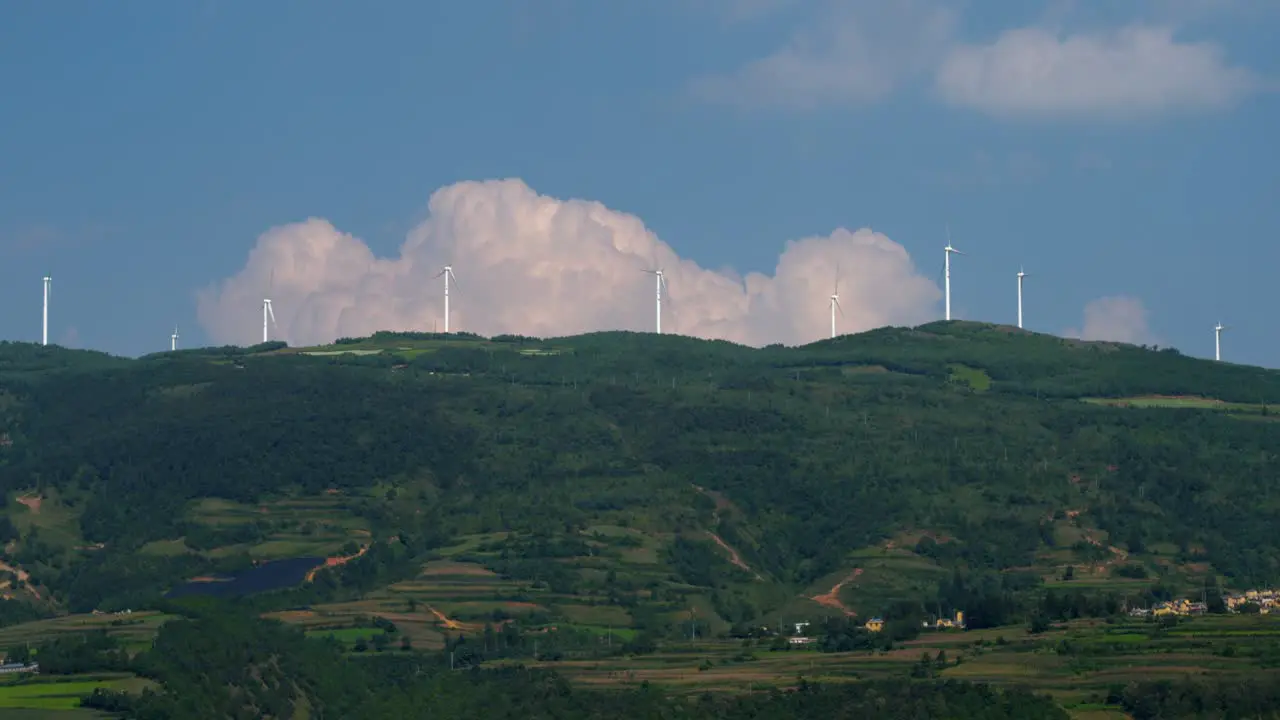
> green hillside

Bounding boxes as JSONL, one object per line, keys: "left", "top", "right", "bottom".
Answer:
{"left": 0, "top": 323, "right": 1277, "bottom": 716}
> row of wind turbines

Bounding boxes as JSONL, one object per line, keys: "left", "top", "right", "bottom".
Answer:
{"left": 32, "top": 242, "right": 1233, "bottom": 363}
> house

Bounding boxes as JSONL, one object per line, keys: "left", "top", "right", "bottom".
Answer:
{"left": 793, "top": 622, "right": 810, "bottom": 636}
{"left": 0, "top": 662, "right": 38, "bottom": 675}
{"left": 924, "top": 610, "right": 967, "bottom": 630}
{"left": 788, "top": 636, "right": 815, "bottom": 646}
{"left": 864, "top": 617, "right": 884, "bottom": 633}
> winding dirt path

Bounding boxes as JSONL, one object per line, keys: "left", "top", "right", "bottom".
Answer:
{"left": 425, "top": 604, "right": 461, "bottom": 630}
{"left": 691, "top": 484, "right": 763, "bottom": 581}
{"left": 305, "top": 544, "right": 369, "bottom": 582}
{"left": 705, "top": 531, "right": 762, "bottom": 580}
{"left": 810, "top": 568, "right": 862, "bottom": 617}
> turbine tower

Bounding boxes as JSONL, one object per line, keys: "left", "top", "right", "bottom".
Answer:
{"left": 41, "top": 275, "right": 51, "bottom": 346}
{"left": 262, "top": 298, "right": 276, "bottom": 343}
{"left": 1215, "top": 322, "right": 1228, "bottom": 362}
{"left": 261, "top": 269, "right": 278, "bottom": 344}
{"left": 643, "top": 268, "right": 667, "bottom": 334}
{"left": 944, "top": 229, "right": 964, "bottom": 322}
{"left": 1016, "top": 267, "right": 1028, "bottom": 329}
{"left": 435, "top": 265, "right": 458, "bottom": 333}
{"left": 171, "top": 325, "right": 179, "bottom": 352}
{"left": 829, "top": 268, "right": 844, "bottom": 339}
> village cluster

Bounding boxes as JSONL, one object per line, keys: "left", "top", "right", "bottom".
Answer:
{"left": 1127, "top": 589, "right": 1280, "bottom": 618}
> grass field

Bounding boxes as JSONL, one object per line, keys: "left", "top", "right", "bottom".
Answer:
{"left": 0, "top": 675, "right": 154, "bottom": 711}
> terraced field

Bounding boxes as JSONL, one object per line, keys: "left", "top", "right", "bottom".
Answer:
{"left": 526, "top": 614, "right": 1280, "bottom": 718}
{"left": 0, "top": 612, "right": 173, "bottom": 654}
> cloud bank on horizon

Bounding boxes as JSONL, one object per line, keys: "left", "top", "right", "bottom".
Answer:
{"left": 196, "top": 179, "right": 943, "bottom": 348}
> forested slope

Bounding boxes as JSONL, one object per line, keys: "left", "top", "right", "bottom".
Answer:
{"left": 0, "top": 322, "right": 1276, "bottom": 623}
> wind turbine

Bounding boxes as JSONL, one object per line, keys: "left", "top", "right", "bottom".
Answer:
{"left": 1215, "top": 322, "right": 1228, "bottom": 362}
{"left": 262, "top": 298, "right": 276, "bottom": 343}
{"left": 41, "top": 275, "right": 51, "bottom": 346}
{"left": 944, "top": 228, "right": 964, "bottom": 321}
{"left": 171, "top": 325, "right": 179, "bottom": 352}
{"left": 1016, "top": 267, "right": 1028, "bottom": 329}
{"left": 262, "top": 270, "right": 277, "bottom": 344}
{"left": 829, "top": 265, "right": 844, "bottom": 339}
{"left": 642, "top": 268, "right": 667, "bottom": 334}
{"left": 434, "top": 265, "right": 458, "bottom": 333}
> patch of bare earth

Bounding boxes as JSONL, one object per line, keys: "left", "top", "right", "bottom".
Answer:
{"left": 809, "top": 568, "right": 862, "bottom": 617}
{"left": 16, "top": 495, "right": 41, "bottom": 514}
{"left": 0, "top": 560, "right": 42, "bottom": 601}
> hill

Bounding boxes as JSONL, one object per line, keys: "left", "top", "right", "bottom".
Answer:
{"left": 0, "top": 324, "right": 1275, "bottom": 623}
{"left": 0, "top": 324, "right": 1279, "bottom": 715}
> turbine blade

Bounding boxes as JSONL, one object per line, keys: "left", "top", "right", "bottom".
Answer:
{"left": 835, "top": 297, "right": 844, "bottom": 317}
{"left": 267, "top": 303, "right": 277, "bottom": 325}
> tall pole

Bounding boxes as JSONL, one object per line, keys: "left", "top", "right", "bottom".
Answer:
{"left": 42, "top": 276, "right": 50, "bottom": 346}
{"left": 655, "top": 272, "right": 662, "bottom": 335}
{"left": 262, "top": 301, "right": 269, "bottom": 344}
{"left": 444, "top": 267, "right": 451, "bottom": 334}
{"left": 944, "top": 249, "right": 951, "bottom": 321}
{"left": 1215, "top": 325, "right": 1222, "bottom": 362}
{"left": 1017, "top": 273, "right": 1024, "bottom": 329}
{"left": 830, "top": 300, "right": 836, "bottom": 339}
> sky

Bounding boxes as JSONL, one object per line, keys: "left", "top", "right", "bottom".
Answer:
{"left": 1, "top": 0, "right": 1277, "bottom": 364}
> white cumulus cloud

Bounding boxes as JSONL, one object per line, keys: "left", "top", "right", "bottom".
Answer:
{"left": 1064, "top": 295, "right": 1158, "bottom": 345}
{"left": 935, "top": 25, "right": 1260, "bottom": 119}
{"left": 689, "top": 0, "right": 957, "bottom": 109}
{"left": 196, "top": 179, "right": 941, "bottom": 348}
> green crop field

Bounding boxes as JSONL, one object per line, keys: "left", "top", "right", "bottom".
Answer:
{"left": 0, "top": 677, "right": 151, "bottom": 711}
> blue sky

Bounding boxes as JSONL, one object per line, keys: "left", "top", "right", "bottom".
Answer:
{"left": 1, "top": 0, "right": 1277, "bottom": 365}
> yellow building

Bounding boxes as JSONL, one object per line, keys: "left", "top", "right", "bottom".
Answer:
{"left": 864, "top": 617, "right": 884, "bottom": 633}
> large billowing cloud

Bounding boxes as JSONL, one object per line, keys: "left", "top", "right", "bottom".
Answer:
{"left": 934, "top": 25, "right": 1260, "bottom": 119}
{"left": 197, "top": 179, "right": 940, "bottom": 348}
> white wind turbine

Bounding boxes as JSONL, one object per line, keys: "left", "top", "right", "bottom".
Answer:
{"left": 434, "top": 265, "right": 458, "bottom": 333}
{"left": 1016, "top": 267, "right": 1029, "bottom": 329}
{"left": 41, "top": 275, "right": 51, "bottom": 346}
{"left": 828, "top": 265, "right": 844, "bottom": 339}
{"left": 262, "top": 270, "right": 277, "bottom": 344}
{"left": 944, "top": 227, "right": 964, "bottom": 321}
{"left": 1214, "top": 321, "right": 1228, "bottom": 362}
{"left": 171, "top": 325, "right": 179, "bottom": 352}
{"left": 642, "top": 267, "right": 667, "bottom": 334}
